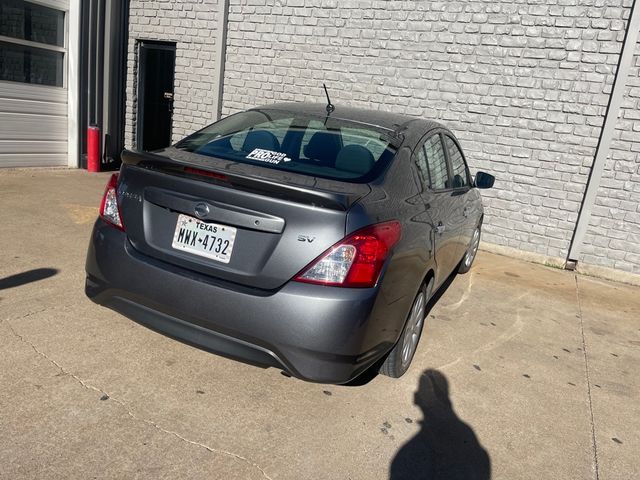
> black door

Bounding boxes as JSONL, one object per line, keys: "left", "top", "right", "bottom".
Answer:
{"left": 137, "top": 42, "right": 175, "bottom": 151}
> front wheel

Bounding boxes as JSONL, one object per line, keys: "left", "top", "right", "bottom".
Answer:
{"left": 380, "top": 277, "right": 434, "bottom": 378}
{"left": 458, "top": 224, "right": 481, "bottom": 274}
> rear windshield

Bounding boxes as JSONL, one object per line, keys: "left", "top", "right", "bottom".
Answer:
{"left": 174, "top": 109, "right": 398, "bottom": 182}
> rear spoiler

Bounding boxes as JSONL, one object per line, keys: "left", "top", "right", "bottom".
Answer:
{"left": 120, "top": 149, "right": 370, "bottom": 211}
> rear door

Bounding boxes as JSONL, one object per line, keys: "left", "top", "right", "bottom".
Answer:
{"left": 443, "top": 134, "right": 478, "bottom": 259}
{"left": 414, "top": 133, "right": 463, "bottom": 286}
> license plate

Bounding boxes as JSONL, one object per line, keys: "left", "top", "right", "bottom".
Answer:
{"left": 171, "top": 214, "right": 236, "bottom": 264}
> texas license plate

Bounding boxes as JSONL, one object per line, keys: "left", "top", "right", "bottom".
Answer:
{"left": 171, "top": 214, "right": 236, "bottom": 263}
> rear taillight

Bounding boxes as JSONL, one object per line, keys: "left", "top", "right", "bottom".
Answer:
{"left": 294, "top": 221, "right": 401, "bottom": 288}
{"left": 99, "top": 173, "right": 124, "bottom": 231}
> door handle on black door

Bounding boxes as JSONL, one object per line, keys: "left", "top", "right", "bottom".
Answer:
{"left": 435, "top": 222, "right": 445, "bottom": 234}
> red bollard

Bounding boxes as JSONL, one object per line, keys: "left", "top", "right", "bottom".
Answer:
{"left": 87, "top": 126, "right": 100, "bottom": 172}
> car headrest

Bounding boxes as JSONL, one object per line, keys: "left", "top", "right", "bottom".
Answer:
{"left": 303, "top": 131, "right": 341, "bottom": 167}
{"left": 452, "top": 174, "right": 465, "bottom": 189}
{"left": 243, "top": 130, "right": 280, "bottom": 153}
{"left": 335, "top": 145, "right": 375, "bottom": 175}
{"left": 196, "top": 135, "right": 232, "bottom": 155}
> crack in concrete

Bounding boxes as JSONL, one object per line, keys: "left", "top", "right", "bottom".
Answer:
{"left": 3, "top": 319, "right": 273, "bottom": 480}
{"left": 0, "top": 306, "right": 50, "bottom": 324}
{"left": 1, "top": 302, "right": 80, "bottom": 324}
{"left": 574, "top": 275, "right": 600, "bottom": 480}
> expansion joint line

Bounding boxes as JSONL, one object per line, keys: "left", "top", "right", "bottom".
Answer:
{"left": 574, "top": 275, "right": 599, "bottom": 480}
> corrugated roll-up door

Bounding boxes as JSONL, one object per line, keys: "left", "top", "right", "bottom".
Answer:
{"left": 0, "top": 0, "right": 69, "bottom": 167}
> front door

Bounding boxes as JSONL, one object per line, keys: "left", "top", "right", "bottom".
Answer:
{"left": 137, "top": 42, "right": 175, "bottom": 151}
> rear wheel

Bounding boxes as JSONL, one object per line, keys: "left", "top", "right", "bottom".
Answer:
{"left": 380, "top": 277, "right": 434, "bottom": 378}
{"left": 458, "top": 224, "right": 481, "bottom": 274}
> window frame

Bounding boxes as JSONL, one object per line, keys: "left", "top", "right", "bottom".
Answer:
{"left": 414, "top": 143, "right": 431, "bottom": 190}
{"left": 413, "top": 130, "right": 454, "bottom": 193}
{"left": 0, "top": 0, "right": 68, "bottom": 89}
{"left": 442, "top": 134, "right": 472, "bottom": 191}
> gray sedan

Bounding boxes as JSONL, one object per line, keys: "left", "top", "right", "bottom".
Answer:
{"left": 85, "top": 102, "right": 494, "bottom": 383}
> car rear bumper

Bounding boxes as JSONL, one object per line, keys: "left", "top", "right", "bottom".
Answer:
{"left": 85, "top": 220, "right": 396, "bottom": 384}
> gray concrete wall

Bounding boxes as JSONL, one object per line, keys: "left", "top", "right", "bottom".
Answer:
{"left": 124, "top": 0, "right": 220, "bottom": 148}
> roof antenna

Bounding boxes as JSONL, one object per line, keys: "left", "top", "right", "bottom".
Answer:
{"left": 323, "top": 83, "right": 335, "bottom": 115}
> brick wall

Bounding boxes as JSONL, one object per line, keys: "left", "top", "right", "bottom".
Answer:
{"left": 124, "top": 0, "right": 640, "bottom": 276}
{"left": 125, "top": 0, "right": 220, "bottom": 148}
{"left": 221, "top": 0, "right": 633, "bottom": 268}
{"left": 579, "top": 38, "right": 640, "bottom": 274}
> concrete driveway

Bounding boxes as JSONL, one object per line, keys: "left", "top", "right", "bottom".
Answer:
{"left": 1, "top": 169, "right": 638, "bottom": 480}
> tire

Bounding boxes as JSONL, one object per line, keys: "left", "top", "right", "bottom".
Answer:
{"left": 458, "top": 223, "right": 481, "bottom": 274}
{"left": 380, "top": 277, "right": 434, "bottom": 378}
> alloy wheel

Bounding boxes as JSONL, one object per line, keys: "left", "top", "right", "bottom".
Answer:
{"left": 464, "top": 227, "right": 481, "bottom": 268}
{"left": 400, "top": 279, "right": 432, "bottom": 367}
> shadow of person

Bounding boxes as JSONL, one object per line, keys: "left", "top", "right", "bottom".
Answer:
{"left": 390, "top": 369, "right": 491, "bottom": 480}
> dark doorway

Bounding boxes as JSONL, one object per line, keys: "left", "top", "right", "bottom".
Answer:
{"left": 136, "top": 41, "right": 175, "bottom": 151}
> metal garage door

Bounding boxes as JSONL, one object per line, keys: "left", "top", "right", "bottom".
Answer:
{"left": 0, "top": 0, "right": 69, "bottom": 168}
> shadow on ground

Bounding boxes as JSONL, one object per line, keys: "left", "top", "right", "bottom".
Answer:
{"left": 0, "top": 268, "right": 59, "bottom": 291}
{"left": 390, "top": 369, "right": 491, "bottom": 479}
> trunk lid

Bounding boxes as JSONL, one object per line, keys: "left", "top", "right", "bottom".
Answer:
{"left": 117, "top": 149, "right": 370, "bottom": 290}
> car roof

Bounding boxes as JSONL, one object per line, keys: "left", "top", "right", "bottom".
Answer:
{"left": 250, "top": 102, "right": 445, "bottom": 136}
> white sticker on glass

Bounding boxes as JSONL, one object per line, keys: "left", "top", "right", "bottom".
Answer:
{"left": 246, "top": 148, "right": 291, "bottom": 164}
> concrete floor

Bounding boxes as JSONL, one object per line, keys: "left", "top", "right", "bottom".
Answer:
{"left": 0, "top": 169, "right": 638, "bottom": 480}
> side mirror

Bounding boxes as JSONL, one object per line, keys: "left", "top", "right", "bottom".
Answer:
{"left": 475, "top": 171, "right": 495, "bottom": 189}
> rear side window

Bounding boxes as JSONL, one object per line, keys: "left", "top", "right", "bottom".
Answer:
{"left": 444, "top": 136, "right": 470, "bottom": 188}
{"left": 424, "top": 135, "right": 449, "bottom": 190}
{"left": 175, "top": 110, "right": 398, "bottom": 182}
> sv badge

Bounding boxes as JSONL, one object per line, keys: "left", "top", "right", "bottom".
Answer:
{"left": 297, "top": 235, "right": 316, "bottom": 243}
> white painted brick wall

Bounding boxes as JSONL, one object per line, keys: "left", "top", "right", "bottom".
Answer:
{"left": 221, "top": 0, "right": 631, "bottom": 263}
{"left": 124, "top": 0, "right": 640, "bottom": 275}
{"left": 125, "top": 0, "right": 220, "bottom": 148}
{"left": 580, "top": 38, "right": 640, "bottom": 274}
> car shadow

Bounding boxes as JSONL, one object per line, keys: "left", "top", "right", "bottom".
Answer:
{"left": 428, "top": 266, "right": 460, "bottom": 306}
{"left": 0, "top": 268, "right": 59, "bottom": 291}
{"left": 389, "top": 369, "right": 491, "bottom": 479}
{"left": 346, "top": 268, "right": 461, "bottom": 387}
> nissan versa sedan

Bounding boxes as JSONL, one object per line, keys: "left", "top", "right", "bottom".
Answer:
{"left": 85, "top": 102, "right": 494, "bottom": 384}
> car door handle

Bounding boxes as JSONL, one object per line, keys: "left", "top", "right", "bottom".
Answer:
{"left": 435, "top": 223, "right": 445, "bottom": 235}
{"left": 463, "top": 207, "right": 469, "bottom": 218}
